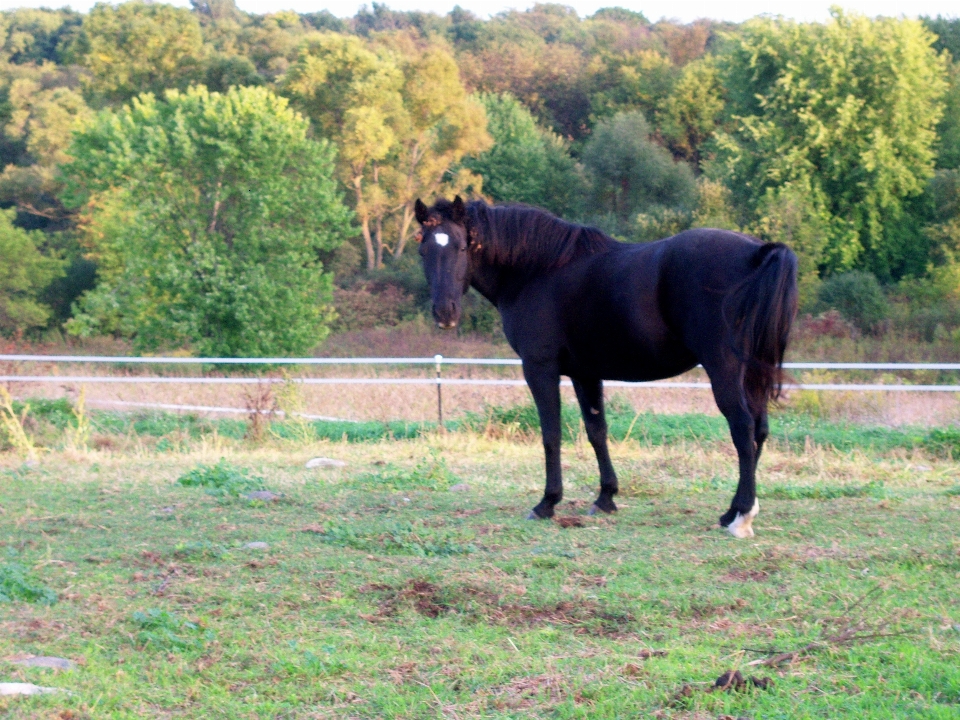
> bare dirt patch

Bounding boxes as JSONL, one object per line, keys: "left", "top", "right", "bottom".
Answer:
{"left": 720, "top": 569, "right": 770, "bottom": 582}
{"left": 357, "top": 578, "right": 631, "bottom": 633}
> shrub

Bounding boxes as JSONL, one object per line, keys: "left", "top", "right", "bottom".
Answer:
{"left": 355, "top": 455, "right": 458, "bottom": 492}
{"left": 0, "top": 563, "right": 57, "bottom": 604}
{"left": 176, "top": 459, "right": 265, "bottom": 498}
{"left": 816, "top": 271, "right": 889, "bottom": 333}
{"left": 795, "top": 310, "right": 855, "bottom": 340}
{"left": 923, "top": 427, "right": 960, "bottom": 459}
{"left": 332, "top": 283, "right": 417, "bottom": 332}
{"left": 131, "top": 608, "right": 214, "bottom": 652}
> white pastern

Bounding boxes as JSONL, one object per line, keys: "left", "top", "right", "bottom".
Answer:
{"left": 726, "top": 499, "right": 759, "bottom": 539}
{"left": 434, "top": 233, "right": 449, "bottom": 247}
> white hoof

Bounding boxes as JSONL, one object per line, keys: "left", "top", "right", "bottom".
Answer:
{"left": 726, "top": 499, "right": 759, "bottom": 539}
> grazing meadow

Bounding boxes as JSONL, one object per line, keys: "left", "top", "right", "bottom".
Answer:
{"left": 1, "top": 402, "right": 959, "bottom": 718}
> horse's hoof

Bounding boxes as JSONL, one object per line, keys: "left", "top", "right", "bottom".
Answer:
{"left": 589, "top": 500, "right": 617, "bottom": 515}
{"left": 724, "top": 499, "right": 759, "bottom": 539}
{"left": 526, "top": 510, "right": 544, "bottom": 520}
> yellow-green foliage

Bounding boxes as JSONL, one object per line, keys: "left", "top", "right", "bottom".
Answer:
{"left": 64, "top": 386, "right": 90, "bottom": 451}
{"left": 0, "top": 208, "right": 64, "bottom": 333}
{"left": 716, "top": 10, "right": 949, "bottom": 279}
{"left": 0, "top": 385, "right": 37, "bottom": 460}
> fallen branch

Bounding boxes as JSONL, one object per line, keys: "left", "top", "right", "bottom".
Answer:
{"left": 744, "top": 622, "right": 913, "bottom": 667}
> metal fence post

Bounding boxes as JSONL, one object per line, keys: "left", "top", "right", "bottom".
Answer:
{"left": 434, "top": 354, "right": 443, "bottom": 429}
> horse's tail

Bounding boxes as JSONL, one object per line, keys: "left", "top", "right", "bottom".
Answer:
{"left": 723, "top": 242, "right": 799, "bottom": 411}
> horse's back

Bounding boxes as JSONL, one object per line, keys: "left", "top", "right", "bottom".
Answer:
{"left": 502, "top": 226, "right": 770, "bottom": 380}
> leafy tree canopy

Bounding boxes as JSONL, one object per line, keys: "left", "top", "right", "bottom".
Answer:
{"left": 62, "top": 85, "right": 353, "bottom": 356}
{"left": 67, "top": 1, "right": 207, "bottom": 104}
{"left": 714, "top": 10, "right": 948, "bottom": 281}
{"left": 462, "top": 92, "right": 585, "bottom": 218}
{"left": 0, "top": 207, "right": 64, "bottom": 333}
{"left": 0, "top": 8, "right": 81, "bottom": 65}
{"left": 582, "top": 110, "right": 696, "bottom": 232}
{"left": 283, "top": 32, "right": 489, "bottom": 269}
{"left": 0, "top": 62, "right": 92, "bottom": 224}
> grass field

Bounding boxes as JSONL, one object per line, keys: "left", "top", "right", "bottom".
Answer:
{"left": 2, "top": 411, "right": 960, "bottom": 718}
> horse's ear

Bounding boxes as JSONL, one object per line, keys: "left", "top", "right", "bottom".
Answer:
{"left": 451, "top": 195, "right": 466, "bottom": 224}
{"left": 414, "top": 198, "right": 429, "bottom": 224}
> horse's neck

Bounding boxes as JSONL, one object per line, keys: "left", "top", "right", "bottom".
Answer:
{"left": 469, "top": 259, "right": 502, "bottom": 306}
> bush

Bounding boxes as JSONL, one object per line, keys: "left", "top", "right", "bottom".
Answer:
{"left": 131, "top": 609, "right": 214, "bottom": 652}
{"left": 923, "top": 427, "right": 960, "bottom": 459}
{"left": 816, "top": 271, "right": 889, "bottom": 333}
{"left": 332, "top": 283, "right": 417, "bottom": 332}
{"left": 0, "top": 563, "right": 58, "bottom": 604}
{"left": 176, "top": 460, "right": 266, "bottom": 498}
{"left": 354, "top": 455, "right": 458, "bottom": 492}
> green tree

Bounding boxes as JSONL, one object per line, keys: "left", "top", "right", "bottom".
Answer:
{"left": 462, "top": 92, "right": 584, "bottom": 217}
{"left": 379, "top": 36, "right": 490, "bottom": 259}
{"left": 588, "top": 49, "right": 676, "bottom": 126}
{"left": 581, "top": 110, "right": 696, "bottom": 234}
{"left": 922, "top": 9, "right": 960, "bottom": 167}
{"left": 284, "top": 33, "right": 489, "bottom": 268}
{"left": 714, "top": 11, "right": 948, "bottom": 280}
{"left": 751, "top": 181, "right": 831, "bottom": 308}
{"left": 0, "top": 8, "right": 81, "bottom": 65}
{"left": 0, "top": 207, "right": 64, "bottom": 333}
{"left": 0, "top": 63, "right": 92, "bottom": 222}
{"left": 67, "top": 1, "right": 206, "bottom": 104}
{"left": 660, "top": 58, "right": 723, "bottom": 168}
{"left": 62, "top": 85, "right": 353, "bottom": 357}
{"left": 283, "top": 33, "right": 404, "bottom": 270}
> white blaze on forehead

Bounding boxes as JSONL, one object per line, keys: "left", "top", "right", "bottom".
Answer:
{"left": 434, "top": 233, "right": 449, "bottom": 247}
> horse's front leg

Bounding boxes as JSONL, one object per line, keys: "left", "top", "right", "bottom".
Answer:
{"left": 523, "top": 361, "right": 562, "bottom": 519}
{"left": 571, "top": 377, "right": 618, "bottom": 514}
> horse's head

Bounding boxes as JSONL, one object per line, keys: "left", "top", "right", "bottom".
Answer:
{"left": 415, "top": 195, "right": 470, "bottom": 329}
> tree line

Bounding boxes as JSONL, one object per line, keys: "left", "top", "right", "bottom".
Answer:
{"left": 1, "top": 2, "right": 959, "bottom": 354}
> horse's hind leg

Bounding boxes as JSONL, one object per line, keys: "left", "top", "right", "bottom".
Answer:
{"left": 571, "top": 377, "right": 618, "bottom": 514}
{"left": 707, "top": 365, "right": 759, "bottom": 538}
{"left": 754, "top": 408, "right": 769, "bottom": 472}
{"left": 524, "top": 361, "right": 563, "bottom": 519}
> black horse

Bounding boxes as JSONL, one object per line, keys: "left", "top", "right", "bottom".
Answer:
{"left": 415, "top": 196, "right": 797, "bottom": 538}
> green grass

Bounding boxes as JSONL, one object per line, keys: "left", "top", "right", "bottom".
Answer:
{"left": 10, "top": 396, "right": 960, "bottom": 459}
{"left": 1, "top": 432, "right": 958, "bottom": 718}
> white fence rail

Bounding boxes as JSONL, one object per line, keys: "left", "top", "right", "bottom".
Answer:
{"left": 3, "top": 376, "right": 960, "bottom": 392}
{"left": 3, "top": 354, "right": 960, "bottom": 371}
{"left": 0, "top": 355, "right": 959, "bottom": 392}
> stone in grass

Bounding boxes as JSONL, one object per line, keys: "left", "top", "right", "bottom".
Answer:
{"left": 449, "top": 483, "right": 469, "bottom": 492}
{"left": 0, "top": 683, "right": 64, "bottom": 695}
{"left": 245, "top": 490, "right": 280, "bottom": 502}
{"left": 245, "top": 542, "right": 269, "bottom": 550}
{"left": 11, "top": 656, "right": 76, "bottom": 671}
{"left": 305, "top": 457, "right": 346, "bottom": 469}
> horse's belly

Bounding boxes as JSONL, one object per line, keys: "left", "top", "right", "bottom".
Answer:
{"left": 562, "top": 337, "right": 697, "bottom": 382}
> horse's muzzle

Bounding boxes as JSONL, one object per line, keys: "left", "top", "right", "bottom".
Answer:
{"left": 433, "top": 299, "right": 460, "bottom": 330}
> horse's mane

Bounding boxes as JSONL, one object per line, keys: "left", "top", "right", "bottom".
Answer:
{"left": 432, "top": 199, "right": 617, "bottom": 273}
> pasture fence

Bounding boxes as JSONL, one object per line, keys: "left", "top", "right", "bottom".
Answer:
{"left": 2, "top": 354, "right": 960, "bottom": 424}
